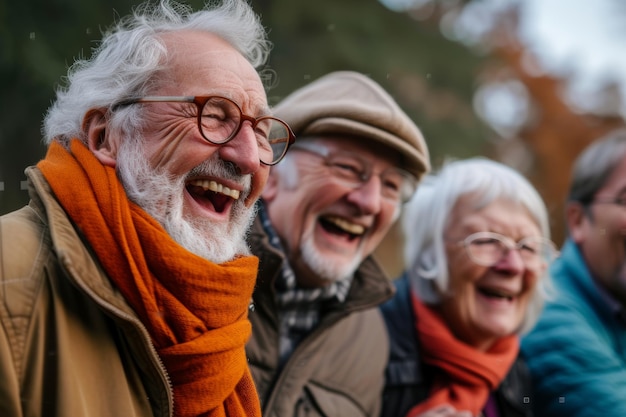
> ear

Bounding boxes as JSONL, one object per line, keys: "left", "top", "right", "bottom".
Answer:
{"left": 566, "top": 201, "right": 587, "bottom": 243}
{"left": 261, "top": 169, "right": 279, "bottom": 202}
{"left": 83, "top": 108, "right": 117, "bottom": 168}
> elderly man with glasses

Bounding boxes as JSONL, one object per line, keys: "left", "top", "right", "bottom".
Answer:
{"left": 245, "top": 70, "right": 430, "bottom": 417}
{"left": 0, "top": 1, "right": 294, "bottom": 416}
{"left": 522, "top": 129, "right": 626, "bottom": 417}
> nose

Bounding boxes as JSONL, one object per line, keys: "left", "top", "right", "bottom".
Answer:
{"left": 493, "top": 247, "right": 525, "bottom": 274}
{"left": 217, "top": 122, "right": 261, "bottom": 174}
{"left": 345, "top": 175, "right": 382, "bottom": 215}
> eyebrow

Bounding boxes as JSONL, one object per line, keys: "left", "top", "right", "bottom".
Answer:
{"left": 244, "top": 101, "right": 271, "bottom": 117}
{"left": 198, "top": 92, "right": 271, "bottom": 116}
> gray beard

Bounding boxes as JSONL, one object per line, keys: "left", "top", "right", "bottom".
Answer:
{"left": 299, "top": 231, "right": 362, "bottom": 283}
{"left": 115, "top": 137, "right": 256, "bottom": 264}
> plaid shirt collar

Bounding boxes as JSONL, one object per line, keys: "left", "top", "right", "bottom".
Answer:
{"left": 257, "top": 200, "right": 352, "bottom": 307}
{"left": 258, "top": 200, "right": 354, "bottom": 366}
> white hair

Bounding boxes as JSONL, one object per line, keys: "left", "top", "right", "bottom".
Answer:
{"left": 402, "top": 157, "right": 553, "bottom": 334}
{"left": 43, "top": 0, "right": 270, "bottom": 147}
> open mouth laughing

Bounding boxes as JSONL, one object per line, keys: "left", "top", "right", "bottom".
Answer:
{"left": 477, "top": 285, "right": 518, "bottom": 302}
{"left": 186, "top": 178, "right": 241, "bottom": 214}
{"left": 319, "top": 215, "right": 366, "bottom": 242}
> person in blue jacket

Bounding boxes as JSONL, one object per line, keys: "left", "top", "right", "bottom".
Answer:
{"left": 521, "top": 129, "right": 626, "bottom": 416}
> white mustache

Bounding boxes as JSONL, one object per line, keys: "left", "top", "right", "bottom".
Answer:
{"left": 186, "top": 158, "right": 251, "bottom": 200}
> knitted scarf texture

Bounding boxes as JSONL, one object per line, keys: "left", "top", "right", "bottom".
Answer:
{"left": 408, "top": 293, "right": 518, "bottom": 416}
{"left": 38, "top": 140, "right": 261, "bottom": 417}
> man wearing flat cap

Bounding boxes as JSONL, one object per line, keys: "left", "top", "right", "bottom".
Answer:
{"left": 245, "top": 71, "right": 430, "bottom": 417}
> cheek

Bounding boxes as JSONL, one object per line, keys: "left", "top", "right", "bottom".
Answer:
{"left": 265, "top": 183, "right": 312, "bottom": 242}
{"left": 446, "top": 256, "right": 487, "bottom": 320}
{"left": 296, "top": 175, "right": 349, "bottom": 211}
{"left": 522, "top": 269, "right": 541, "bottom": 299}
{"left": 617, "top": 215, "right": 626, "bottom": 233}
{"left": 451, "top": 277, "right": 477, "bottom": 311}
{"left": 145, "top": 123, "right": 206, "bottom": 172}
{"left": 447, "top": 249, "right": 483, "bottom": 290}
{"left": 440, "top": 284, "right": 476, "bottom": 340}
{"left": 445, "top": 261, "right": 479, "bottom": 311}
{"left": 362, "top": 205, "right": 398, "bottom": 251}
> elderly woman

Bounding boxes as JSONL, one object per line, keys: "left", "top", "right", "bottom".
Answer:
{"left": 380, "top": 158, "right": 557, "bottom": 417}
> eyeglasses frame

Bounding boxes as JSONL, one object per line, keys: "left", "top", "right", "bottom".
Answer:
{"left": 112, "top": 95, "right": 296, "bottom": 166}
{"left": 458, "top": 231, "right": 559, "bottom": 268}
{"left": 289, "top": 141, "right": 418, "bottom": 204}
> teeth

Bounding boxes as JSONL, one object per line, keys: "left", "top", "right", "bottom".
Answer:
{"left": 492, "top": 292, "right": 510, "bottom": 299}
{"left": 188, "top": 179, "right": 241, "bottom": 200}
{"left": 325, "top": 216, "right": 365, "bottom": 235}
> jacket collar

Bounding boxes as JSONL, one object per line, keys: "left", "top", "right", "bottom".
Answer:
{"left": 26, "top": 166, "right": 142, "bottom": 318}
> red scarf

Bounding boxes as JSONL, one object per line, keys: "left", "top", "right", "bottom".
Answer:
{"left": 38, "top": 140, "right": 261, "bottom": 417}
{"left": 407, "top": 293, "right": 519, "bottom": 416}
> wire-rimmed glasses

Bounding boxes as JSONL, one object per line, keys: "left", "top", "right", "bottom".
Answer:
{"left": 459, "top": 231, "right": 558, "bottom": 270}
{"left": 113, "top": 95, "right": 295, "bottom": 165}
{"left": 290, "top": 142, "right": 418, "bottom": 203}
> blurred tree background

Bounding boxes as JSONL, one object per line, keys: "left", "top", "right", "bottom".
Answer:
{"left": 1, "top": 0, "right": 624, "bottom": 275}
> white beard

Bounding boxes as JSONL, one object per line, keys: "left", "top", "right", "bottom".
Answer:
{"left": 298, "top": 230, "right": 363, "bottom": 283}
{"left": 115, "top": 137, "right": 256, "bottom": 264}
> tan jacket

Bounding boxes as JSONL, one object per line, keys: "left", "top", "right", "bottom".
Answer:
{"left": 0, "top": 167, "right": 172, "bottom": 417}
{"left": 246, "top": 216, "right": 395, "bottom": 417}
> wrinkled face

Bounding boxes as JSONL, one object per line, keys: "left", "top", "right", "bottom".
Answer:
{"left": 441, "top": 197, "right": 544, "bottom": 350}
{"left": 112, "top": 31, "right": 270, "bottom": 263}
{"left": 570, "top": 157, "right": 626, "bottom": 305}
{"left": 263, "top": 137, "right": 404, "bottom": 287}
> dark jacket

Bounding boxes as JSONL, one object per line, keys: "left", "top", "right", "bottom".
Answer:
{"left": 380, "top": 274, "right": 533, "bottom": 417}
{"left": 246, "top": 217, "right": 395, "bottom": 417}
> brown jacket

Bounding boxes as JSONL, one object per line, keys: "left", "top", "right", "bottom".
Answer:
{"left": 0, "top": 167, "right": 172, "bottom": 417}
{"left": 246, "top": 216, "right": 395, "bottom": 417}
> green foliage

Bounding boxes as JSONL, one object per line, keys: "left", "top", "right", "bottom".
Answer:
{"left": 0, "top": 0, "right": 492, "bottom": 214}
{"left": 253, "top": 0, "right": 493, "bottom": 165}
{"left": 0, "top": 0, "right": 199, "bottom": 212}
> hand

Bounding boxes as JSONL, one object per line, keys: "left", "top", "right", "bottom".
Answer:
{"left": 412, "top": 404, "right": 474, "bottom": 417}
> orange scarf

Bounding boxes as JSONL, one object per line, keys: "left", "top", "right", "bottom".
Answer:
{"left": 407, "top": 293, "right": 519, "bottom": 416}
{"left": 38, "top": 140, "right": 261, "bottom": 417}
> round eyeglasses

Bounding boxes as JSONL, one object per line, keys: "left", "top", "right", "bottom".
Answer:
{"left": 113, "top": 95, "right": 295, "bottom": 165}
{"left": 459, "top": 231, "right": 558, "bottom": 270}
{"left": 290, "top": 142, "right": 418, "bottom": 203}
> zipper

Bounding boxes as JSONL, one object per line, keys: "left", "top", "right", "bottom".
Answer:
{"left": 62, "top": 258, "right": 174, "bottom": 417}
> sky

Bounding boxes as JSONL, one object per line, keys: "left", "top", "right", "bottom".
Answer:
{"left": 381, "top": 0, "right": 626, "bottom": 126}
{"left": 454, "top": 0, "right": 626, "bottom": 134}
{"left": 520, "top": 0, "right": 626, "bottom": 106}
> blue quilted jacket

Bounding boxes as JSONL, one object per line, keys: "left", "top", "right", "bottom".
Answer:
{"left": 521, "top": 239, "right": 626, "bottom": 416}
